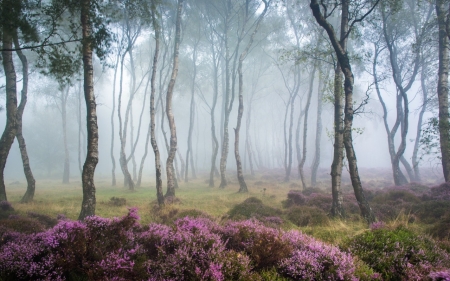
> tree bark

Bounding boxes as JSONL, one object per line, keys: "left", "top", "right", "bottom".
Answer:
{"left": 330, "top": 64, "right": 345, "bottom": 218}
{"left": 62, "top": 87, "right": 70, "bottom": 184}
{"left": 436, "top": 0, "right": 450, "bottom": 182}
{"left": 110, "top": 52, "right": 120, "bottom": 186}
{"left": 12, "top": 32, "right": 36, "bottom": 203}
{"left": 165, "top": 0, "right": 183, "bottom": 198}
{"left": 299, "top": 64, "right": 317, "bottom": 188}
{"left": 79, "top": 0, "right": 98, "bottom": 220}
{"left": 150, "top": 0, "right": 164, "bottom": 206}
{"left": 0, "top": 27, "right": 18, "bottom": 202}
{"left": 311, "top": 69, "right": 327, "bottom": 187}
{"left": 185, "top": 41, "right": 198, "bottom": 183}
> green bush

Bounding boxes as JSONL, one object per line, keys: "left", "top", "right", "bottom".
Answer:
{"left": 286, "top": 206, "right": 329, "bottom": 227}
{"left": 341, "top": 226, "right": 450, "bottom": 280}
{"left": 415, "top": 201, "right": 450, "bottom": 224}
{"left": 228, "top": 197, "right": 282, "bottom": 221}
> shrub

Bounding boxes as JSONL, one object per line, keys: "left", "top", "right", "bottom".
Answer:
{"left": 217, "top": 220, "right": 292, "bottom": 270}
{"left": 0, "top": 217, "right": 46, "bottom": 234}
{"left": 429, "top": 269, "right": 450, "bottom": 281}
{"left": 342, "top": 226, "right": 450, "bottom": 280}
{"left": 282, "top": 190, "right": 306, "bottom": 208}
{"left": 0, "top": 201, "right": 13, "bottom": 212}
{"left": 27, "top": 212, "right": 58, "bottom": 228}
{"left": 228, "top": 197, "right": 282, "bottom": 221}
{"left": 415, "top": 201, "right": 450, "bottom": 224}
{"left": 286, "top": 206, "right": 329, "bottom": 227}
{"left": 110, "top": 196, "right": 127, "bottom": 206}
{"left": 428, "top": 212, "right": 450, "bottom": 239}
{"left": 280, "top": 230, "right": 357, "bottom": 281}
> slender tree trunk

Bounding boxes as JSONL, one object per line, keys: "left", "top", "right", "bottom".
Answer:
{"left": 118, "top": 50, "right": 134, "bottom": 190}
{"left": 0, "top": 28, "right": 18, "bottom": 202}
{"left": 299, "top": 65, "right": 317, "bottom": 188}
{"left": 79, "top": 0, "right": 98, "bottom": 220}
{"left": 411, "top": 60, "right": 429, "bottom": 182}
{"left": 110, "top": 53, "right": 120, "bottom": 186}
{"left": 245, "top": 102, "right": 255, "bottom": 177}
{"left": 285, "top": 93, "right": 295, "bottom": 182}
{"left": 12, "top": 32, "right": 36, "bottom": 203}
{"left": 78, "top": 80, "right": 83, "bottom": 176}
{"left": 236, "top": 58, "right": 248, "bottom": 193}
{"left": 330, "top": 64, "right": 345, "bottom": 218}
{"left": 165, "top": 0, "right": 183, "bottom": 198}
{"left": 185, "top": 43, "right": 198, "bottom": 183}
{"left": 150, "top": 0, "right": 164, "bottom": 205}
{"left": 130, "top": 105, "right": 137, "bottom": 182}
{"left": 311, "top": 69, "right": 327, "bottom": 187}
{"left": 209, "top": 40, "right": 220, "bottom": 187}
{"left": 62, "top": 88, "right": 70, "bottom": 184}
{"left": 136, "top": 69, "right": 152, "bottom": 188}
{"left": 436, "top": 0, "right": 450, "bottom": 182}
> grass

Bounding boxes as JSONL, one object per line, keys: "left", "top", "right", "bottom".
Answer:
{"left": 4, "top": 171, "right": 443, "bottom": 244}
{"left": 4, "top": 175, "right": 293, "bottom": 226}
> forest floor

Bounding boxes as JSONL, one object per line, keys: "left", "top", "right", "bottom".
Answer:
{"left": 3, "top": 167, "right": 447, "bottom": 242}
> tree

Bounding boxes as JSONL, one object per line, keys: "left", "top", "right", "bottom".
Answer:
{"left": 435, "top": 0, "right": 450, "bottom": 182}
{"left": 310, "top": 0, "right": 377, "bottom": 223}
{"left": 165, "top": 0, "right": 184, "bottom": 198}
{"left": 0, "top": 0, "right": 38, "bottom": 201}
{"left": 78, "top": 0, "right": 99, "bottom": 220}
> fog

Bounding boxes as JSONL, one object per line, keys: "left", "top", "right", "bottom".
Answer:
{"left": 0, "top": 0, "right": 444, "bottom": 187}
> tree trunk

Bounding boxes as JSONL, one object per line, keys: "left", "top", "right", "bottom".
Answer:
{"left": 79, "top": 0, "right": 98, "bottom": 220}
{"left": 436, "top": 0, "right": 450, "bottom": 182}
{"left": 208, "top": 37, "right": 220, "bottom": 187}
{"left": 185, "top": 43, "right": 198, "bottom": 183}
{"left": 62, "top": 87, "right": 70, "bottom": 184}
{"left": 311, "top": 69, "right": 327, "bottom": 187}
{"left": 150, "top": 0, "right": 164, "bottom": 205}
{"left": 285, "top": 92, "right": 295, "bottom": 182}
{"left": 299, "top": 65, "right": 317, "bottom": 188}
{"left": 110, "top": 53, "right": 120, "bottom": 186}
{"left": 235, "top": 58, "right": 248, "bottom": 193}
{"left": 165, "top": 0, "right": 183, "bottom": 198}
{"left": 12, "top": 32, "right": 36, "bottom": 203}
{"left": 117, "top": 50, "right": 134, "bottom": 190}
{"left": 0, "top": 27, "right": 18, "bottom": 202}
{"left": 78, "top": 80, "right": 83, "bottom": 176}
{"left": 330, "top": 64, "right": 345, "bottom": 218}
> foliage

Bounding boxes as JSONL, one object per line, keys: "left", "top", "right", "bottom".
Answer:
{"left": 0, "top": 208, "right": 363, "bottom": 280}
{"left": 228, "top": 197, "right": 283, "bottom": 221}
{"left": 286, "top": 206, "right": 329, "bottom": 227}
{"left": 342, "top": 226, "right": 450, "bottom": 280}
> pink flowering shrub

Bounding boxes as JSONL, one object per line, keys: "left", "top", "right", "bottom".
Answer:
{"left": 2, "top": 208, "right": 446, "bottom": 281}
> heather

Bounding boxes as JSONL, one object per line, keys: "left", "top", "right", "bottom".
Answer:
{"left": 0, "top": 208, "right": 361, "bottom": 280}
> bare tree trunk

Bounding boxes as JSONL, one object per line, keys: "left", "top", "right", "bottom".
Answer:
{"left": 110, "top": 53, "right": 120, "bottom": 186}
{"left": 436, "top": 0, "right": 450, "bottom": 182}
{"left": 330, "top": 64, "right": 345, "bottom": 218}
{"left": 208, "top": 36, "right": 220, "bottom": 187}
{"left": 136, "top": 70, "right": 152, "bottom": 188}
{"left": 130, "top": 105, "right": 137, "bottom": 182}
{"left": 62, "top": 87, "right": 70, "bottom": 184}
{"left": 245, "top": 102, "right": 255, "bottom": 177}
{"left": 150, "top": 0, "right": 164, "bottom": 205}
{"left": 12, "top": 33, "right": 35, "bottom": 203}
{"left": 0, "top": 28, "right": 18, "bottom": 202}
{"left": 285, "top": 92, "right": 295, "bottom": 182}
{"left": 299, "top": 65, "right": 317, "bottom": 188}
{"left": 311, "top": 69, "right": 327, "bottom": 187}
{"left": 118, "top": 51, "right": 135, "bottom": 190}
{"left": 235, "top": 59, "right": 247, "bottom": 192}
{"left": 78, "top": 80, "right": 83, "bottom": 176}
{"left": 79, "top": 0, "right": 98, "bottom": 220}
{"left": 185, "top": 42, "right": 198, "bottom": 183}
{"left": 165, "top": 0, "right": 183, "bottom": 198}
